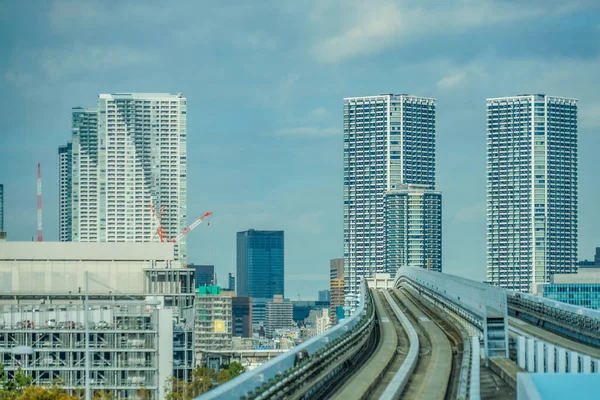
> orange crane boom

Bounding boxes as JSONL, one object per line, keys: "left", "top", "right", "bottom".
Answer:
{"left": 148, "top": 203, "right": 167, "bottom": 242}
{"left": 171, "top": 212, "right": 213, "bottom": 243}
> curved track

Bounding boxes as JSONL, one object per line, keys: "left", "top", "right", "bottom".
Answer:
{"left": 330, "top": 289, "right": 408, "bottom": 400}
{"left": 391, "top": 289, "right": 452, "bottom": 400}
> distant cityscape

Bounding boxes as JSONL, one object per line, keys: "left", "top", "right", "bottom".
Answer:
{"left": 0, "top": 91, "right": 597, "bottom": 399}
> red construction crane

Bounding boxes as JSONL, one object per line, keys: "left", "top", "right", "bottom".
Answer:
{"left": 148, "top": 203, "right": 167, "bottom": 242}
{"left": 171, "top": 212, "right": 213, "bottom": 243}
{"left": 148, "top": 204, "right": 212, "bottom": 243}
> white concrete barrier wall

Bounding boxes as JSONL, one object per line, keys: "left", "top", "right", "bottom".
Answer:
{"left": 546, "top": 344, "right": 555, "bottom": 373}
{"left": 526, "top": 338, "right": 535, "bottom": 372}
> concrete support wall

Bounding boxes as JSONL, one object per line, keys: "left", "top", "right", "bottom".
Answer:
{"left": 546, "top": 344, "right": 555, "bottom": 373}
{"left": 557, "top": 348, "right": 566, "bottom": 373}
{"left": 518, "top": 336, "right": 526, "bottom": 369}
{"left": 536, "top": 342, "right": 544, "bottom": 372}
{"left": 526, "top": 338, "right": 535, "bottom": 372}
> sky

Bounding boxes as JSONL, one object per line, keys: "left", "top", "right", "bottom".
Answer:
{"left": 0, "top": 0, "right": 599, "bottom": 300}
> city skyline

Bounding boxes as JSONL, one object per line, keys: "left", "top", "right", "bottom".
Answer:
{"left": 1, "top": 1, "right": 600, "bottom": 300}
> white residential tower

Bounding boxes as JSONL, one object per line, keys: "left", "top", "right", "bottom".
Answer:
{"left": 486, "top": 94, "right": 578, "bottom": 292}
{"left": 59, "top": 93, "right": 188, "bottom": 261}
{"left": 343, "top": 94, "right": 436, "bottom": 304}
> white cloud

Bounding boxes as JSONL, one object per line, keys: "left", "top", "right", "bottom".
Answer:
{"left": 275, "top": 127, "right": 340, "bottom": 137}
{"left": 437, "top": 71, "right": 467, "bottom": 90}
{"left": 309, "top": 107, "right": 330, "bottom": 119}
{"left": 311, "top": 0, "right": 597, "bottom": 63}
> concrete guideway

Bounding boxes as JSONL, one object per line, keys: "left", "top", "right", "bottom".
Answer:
{"left": 392, "top": 289, "right": 452, "bottom": 400}
{"left": 330, "top": 290, "right": 405, "bottom": 400}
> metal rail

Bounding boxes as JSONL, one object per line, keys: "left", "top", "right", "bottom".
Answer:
{"left": 379, "top": 289, "right": 419, "bottom": 400}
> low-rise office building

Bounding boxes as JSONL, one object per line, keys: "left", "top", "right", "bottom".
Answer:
{"left": 265, "top": 295, "right": 293, "bottom": 339}
{"left": 537, "top": 268, "right": 600, "bottom": 310}
{"left": 0, "top": 241, "right": 194, "bottom": 399}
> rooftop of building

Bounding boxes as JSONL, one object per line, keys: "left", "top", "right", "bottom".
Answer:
{"left": 99, "top": 93, "right": 185, "bottom": 99}
{"left": 0, "top": 241, "right": 175, "bottom": 261}
{"left": 343, "top": 94, "right": 436, "bottom": 102}
{"left": 486, "top": 94, "right": 578, "bottom": 102}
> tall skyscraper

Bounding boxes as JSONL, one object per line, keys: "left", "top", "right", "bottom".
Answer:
{"left": 0, "top": 183, "right": 4, "bottom": 232}
{"left": 343, "top": 94, "right": 436, "bottom": 302}
{"left": 385, "top": 184, "right": 442, "bottom": 274}
{"left": 58, "top": 143, "right": 73, "bottom": 241}
{"left": 486, "top": 95, "right": 578, "bottom": 292}
{"left": 237, "top": 229, "right": 284, "bottom": 299}
{"left": 59, "top": 93, "right": 188, "bottom": 260}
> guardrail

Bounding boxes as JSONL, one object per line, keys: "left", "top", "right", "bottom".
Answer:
{"left": 197, "top": 281, "right": 371, "bottom": 400}
{"left": 379, "top": 289, "right": 419, "bottom": 400}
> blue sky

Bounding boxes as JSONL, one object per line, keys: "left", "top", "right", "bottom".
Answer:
{"left": 0, "top": 0, "right": 599, "bottom": 300}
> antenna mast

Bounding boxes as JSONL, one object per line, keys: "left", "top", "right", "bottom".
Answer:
{"left": 37, "top": 162, "right": 43, "bottom": 242}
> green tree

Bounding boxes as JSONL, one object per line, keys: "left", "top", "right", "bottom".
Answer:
{"left": 226, "top": 362, "right": 246, "bottom": 379}
{"left": 164, "top": 376, "right": 190, "bottom": 400}
{"left": 216, "top": 369, "right": 230, "bottom": 384}
{"left": 187, "top": 367, "right": 214, "bottom": 397}
{"left": 92, "top": 390, "right": 113, "bottom": 400}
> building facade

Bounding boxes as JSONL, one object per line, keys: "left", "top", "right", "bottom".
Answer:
{"left": 265, "top": 295, "right": 293, "bottom": 339}
{"left": 232, "top": 296, "right": 252, "bottom": 338}
{"left": 318, "top": 290, "right": 330, "bottom": 302}
{"left": 486, "top": 95, "right": 578, "bottom": 292}
{"left": 58, "top": 143, "right": 72, "bottom": 241}
{"left": 59, "top": 94, "right": 188, "bottom": 261}
{"left": 343, "top": 94, "right": 436, "bottom": 304}
{"left": 579, "top": 248, "right": 600, "bottom": 268}
{"left": 189, "top": 264, "right": 215, "bottom": 288}
{"left": 330, "top": 258, "right": 345, "bottom": 325}
{"left": 228, "top": 272, "right": 235, "bottom": 292}
{"left": 195, "top": 286, "right": 232, "bottom": 360}
{"left": 385, "top": 185, "right": 442, "bottom": 273}
{"left": 236, "top": 230, "right": 284, "bottom": 299}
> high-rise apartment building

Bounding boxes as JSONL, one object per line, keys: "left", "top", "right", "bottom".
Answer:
{"left": 486, "top": 95, "right": 578, "bottom": 292}
{"left": 344, "top": 94, "right": 436, "bottom": 303}
{"left": 237, "top": 229, "right": 284, "bottom": 298}
{"left": 58, "top": 143, "right": 72, "bottom": 241}
{"left": 385, "top": 184, "right": 442, "bottom": 273}
{"left": 0, "top": 183, "right": 4, "bottom": 232}
{"left": 330, "top": 258, "right": 345, "bottom": 325}
{"left": 59, "top": 94, "right": 188, "bottom": 260}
